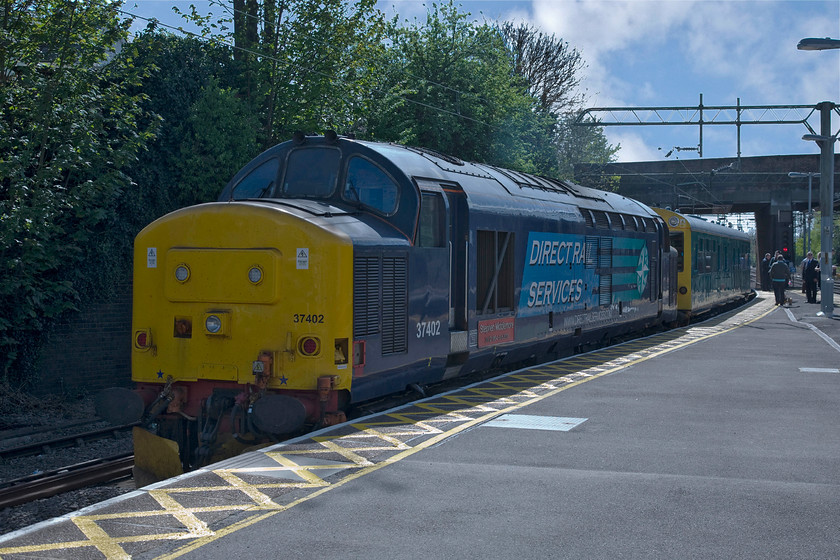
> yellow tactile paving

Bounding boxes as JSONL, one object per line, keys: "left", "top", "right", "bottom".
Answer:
{"left": 0, "top": 297, "right": 776, "bottom": 559}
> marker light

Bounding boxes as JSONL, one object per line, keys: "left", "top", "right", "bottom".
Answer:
{"left": 205, "top": 315, "right": 222, "bottom": 334}
{"left": 248, "top": 266, "right": 263, "bottom": 284}
{"left": 175, "top": 264, "right": 190, "bottom": 282}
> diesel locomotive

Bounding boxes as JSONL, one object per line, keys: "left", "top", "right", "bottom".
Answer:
{"left": 103, "top": 133, "right": 752, "bottom": 484}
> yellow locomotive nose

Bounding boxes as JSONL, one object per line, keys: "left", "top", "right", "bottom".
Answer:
{"left": 132, "top": 202, "right": 353, "bottom": 390}
{"left": 128, "top": 202, "right": 354, "bottom": 478}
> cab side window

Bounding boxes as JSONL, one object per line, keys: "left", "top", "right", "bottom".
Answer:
{"left": 417, "top": 192, "right": 446, "bottom": 247}
{"left": 344, "top": 156, "right": 398, "bottom": 215}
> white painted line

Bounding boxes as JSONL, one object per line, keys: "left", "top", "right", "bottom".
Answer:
{"left": 483, "top": 414, "right": 587, "bottom": 432}
{"left": 784, "top": 307, "right": 840, "bottom": 353}
{"left": 799, "top": 367, "right": 840, "bottom": 374}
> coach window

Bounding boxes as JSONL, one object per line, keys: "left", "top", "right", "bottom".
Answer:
{"left": 283, "top": 147, "right": 340, "bottom": 198}
{"left": 671, "top": 233, "right": 684, "bottom": 272}
{"left": 231, "top": 157, "right": 280, "bottom": 200}
{"left": 344, "top": 156, "right": 398, "bottom": 215}
{"left": 417, "top": 192, "right": 445, "bottom": 247}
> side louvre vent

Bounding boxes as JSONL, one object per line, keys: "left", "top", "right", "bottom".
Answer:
{"left": 598, "top": 237, "right": 613, "bottom": 306}
{"left": 353, "top": 254, "right": 408, "bottom": 355}
{"left": 353, "top": 256, "right": 380, "bottom": 336}
{"left": 381, "top": 256, "right": 408, "bottom": 355}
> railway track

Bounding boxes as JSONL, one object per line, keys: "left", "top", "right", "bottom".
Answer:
{"left": 0, "top": 422, "right": 137, "bottom": 514}
{"left": 0, "top": 422, "right": 136, "bottom": 462}
{"left": 0, "top": 453, "right": 134, "bottom": 509}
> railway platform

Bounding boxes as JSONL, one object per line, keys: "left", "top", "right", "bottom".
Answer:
{"left": 1, "top": 289, "right": 839, "bottom": 559}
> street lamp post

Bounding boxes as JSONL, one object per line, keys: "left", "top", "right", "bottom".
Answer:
{"left": 802, "top": 108, "right": 836, "bottom": 318}
{"left": 788, "top": 171, "right": 819, "bottom": 253}
{"left": 797, "top": 37, "right": 838, "bottom": 318}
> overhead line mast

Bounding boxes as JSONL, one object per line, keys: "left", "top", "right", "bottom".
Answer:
{"left": 574, "top": 93, "right": 826, "bottom": 159}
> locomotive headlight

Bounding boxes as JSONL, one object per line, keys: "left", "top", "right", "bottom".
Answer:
{"left": 248, "top": 265, "right": 263, "bottom": 284}
{"left": 204, "top": 312, "right": 230, "bottom": 336}
{"left": 205, "top": 314, "right": 223, "bottom": 334}
{"left": 174, "top": 264, "right": 190, "bottom": 283}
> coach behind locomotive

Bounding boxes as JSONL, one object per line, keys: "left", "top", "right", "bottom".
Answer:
{"left": 106, "top": 133, "right": 691, "bottom": 484}
{"left": 653, "top": 208, "right": 752, "bottom": 322}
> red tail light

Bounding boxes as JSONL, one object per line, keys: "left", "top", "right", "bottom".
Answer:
{"left": 298, "top": 336, "right": 321, "bottom": 357}
{"left": 134, "top": 329, "right": 152, "bottom": 351}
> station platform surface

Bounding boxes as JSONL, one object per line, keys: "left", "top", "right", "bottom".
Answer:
{"left": 2, "top": 290, "right": 839, "bottom": 559}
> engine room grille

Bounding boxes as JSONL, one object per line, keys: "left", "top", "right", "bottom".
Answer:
{"left": 353, "top": 257, "right": 380, "bottom": 336}
{"left": 353, "top": 254, "right": 408, "bottom": 355}
{"left": 381, "top": 256, "right": 408, "bottom": 355}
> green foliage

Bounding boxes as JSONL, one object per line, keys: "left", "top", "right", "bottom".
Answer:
{"left": 255, "top": 0, "right": 387, "bottom": 144}
{"left": 555, "top": 114, "right": 620, "bottom": 188}
{"left": 174, "top": 78, "right": 260, "bottom": 206}
{"left": 0, "top": 0, "right": 153, "bottom": 382}
{"left": 119, "top": 32, "right": 257, "bottom": 224}
{"left": 365, "top": 2, "right": 559, "bottom": 174}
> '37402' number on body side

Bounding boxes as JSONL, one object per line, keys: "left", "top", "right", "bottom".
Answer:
{"left": 416, "top": 320, "right": 441, "bottom": 338}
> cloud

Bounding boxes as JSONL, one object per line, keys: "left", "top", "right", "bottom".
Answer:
{"left": 605, "top": 130, "right": 662, "bottom": 162}
{"left": 519, "top": 0, "right": 839, "bottom": 160}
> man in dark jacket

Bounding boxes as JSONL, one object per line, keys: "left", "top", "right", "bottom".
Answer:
{"left": 802, "top": 251, "right": 820, "bottom": 303}
{"left": 760, "top": 252, "right": 772, "bottom": 290}
{"left": 770, "top": 255, "right": 791, "bottom": 305}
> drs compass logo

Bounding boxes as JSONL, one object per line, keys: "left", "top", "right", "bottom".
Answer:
{"left": 636, "top": 244, "right": 649, "bottom": 295}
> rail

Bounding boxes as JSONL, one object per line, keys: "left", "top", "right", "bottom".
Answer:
{"left": 0, "top": 423, "right": 136, "bottom": 461}
{"left": 0, "top": 453, "right": 134, "bottom": 509}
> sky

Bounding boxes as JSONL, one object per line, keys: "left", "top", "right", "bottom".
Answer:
{"left": 123, "top": 0, "right": 840, "bottom": 164}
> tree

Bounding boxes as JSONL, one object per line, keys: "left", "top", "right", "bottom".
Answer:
{"left": 556, "top": 114, "right": 620, "bottom": 185}
{"left": 0, "top": 0, "right": 153, "bottom": 382}
{"left": 367, "top": 1, "right": 558, "bottom": 173}
{"left": 216, "top": 0, "right": 387, "bottom": 145}
{"left": 498, "top": 22, "right": 585, "bottom": 115}
{"left": 498, "top": 21, "right": 619, "bottom": 184}
{"left": 119, "top": 31, "right": 258, "bottom": 225}
{"left": 174, "top": 77, "right": 260, "bottom": 206}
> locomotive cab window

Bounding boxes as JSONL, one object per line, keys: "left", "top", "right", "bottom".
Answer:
{"left": 231, "top": 157, "right": 280, "bottom": 200}
{"left": 344, "top": 156, "right": 398, "bottom": 215}
{"left": 283, "top": 147, "right": 340, "bottom": 198}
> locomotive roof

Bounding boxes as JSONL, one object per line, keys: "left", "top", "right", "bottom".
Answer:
{"left": 221, "top": 135, "right": 658, "bottom": 220}
{"left": 351, "top": 138, "right": 656, "bottom": 219}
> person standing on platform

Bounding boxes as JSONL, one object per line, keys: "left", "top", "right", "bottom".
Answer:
{"left": 760, "top": 252, "right": 772, "bottom": 291}
{"left": 802, "top": 251, "right": 820, "bottom": 303}
{"left": 770, "top": 255, "right": 791, "bottom": 305}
